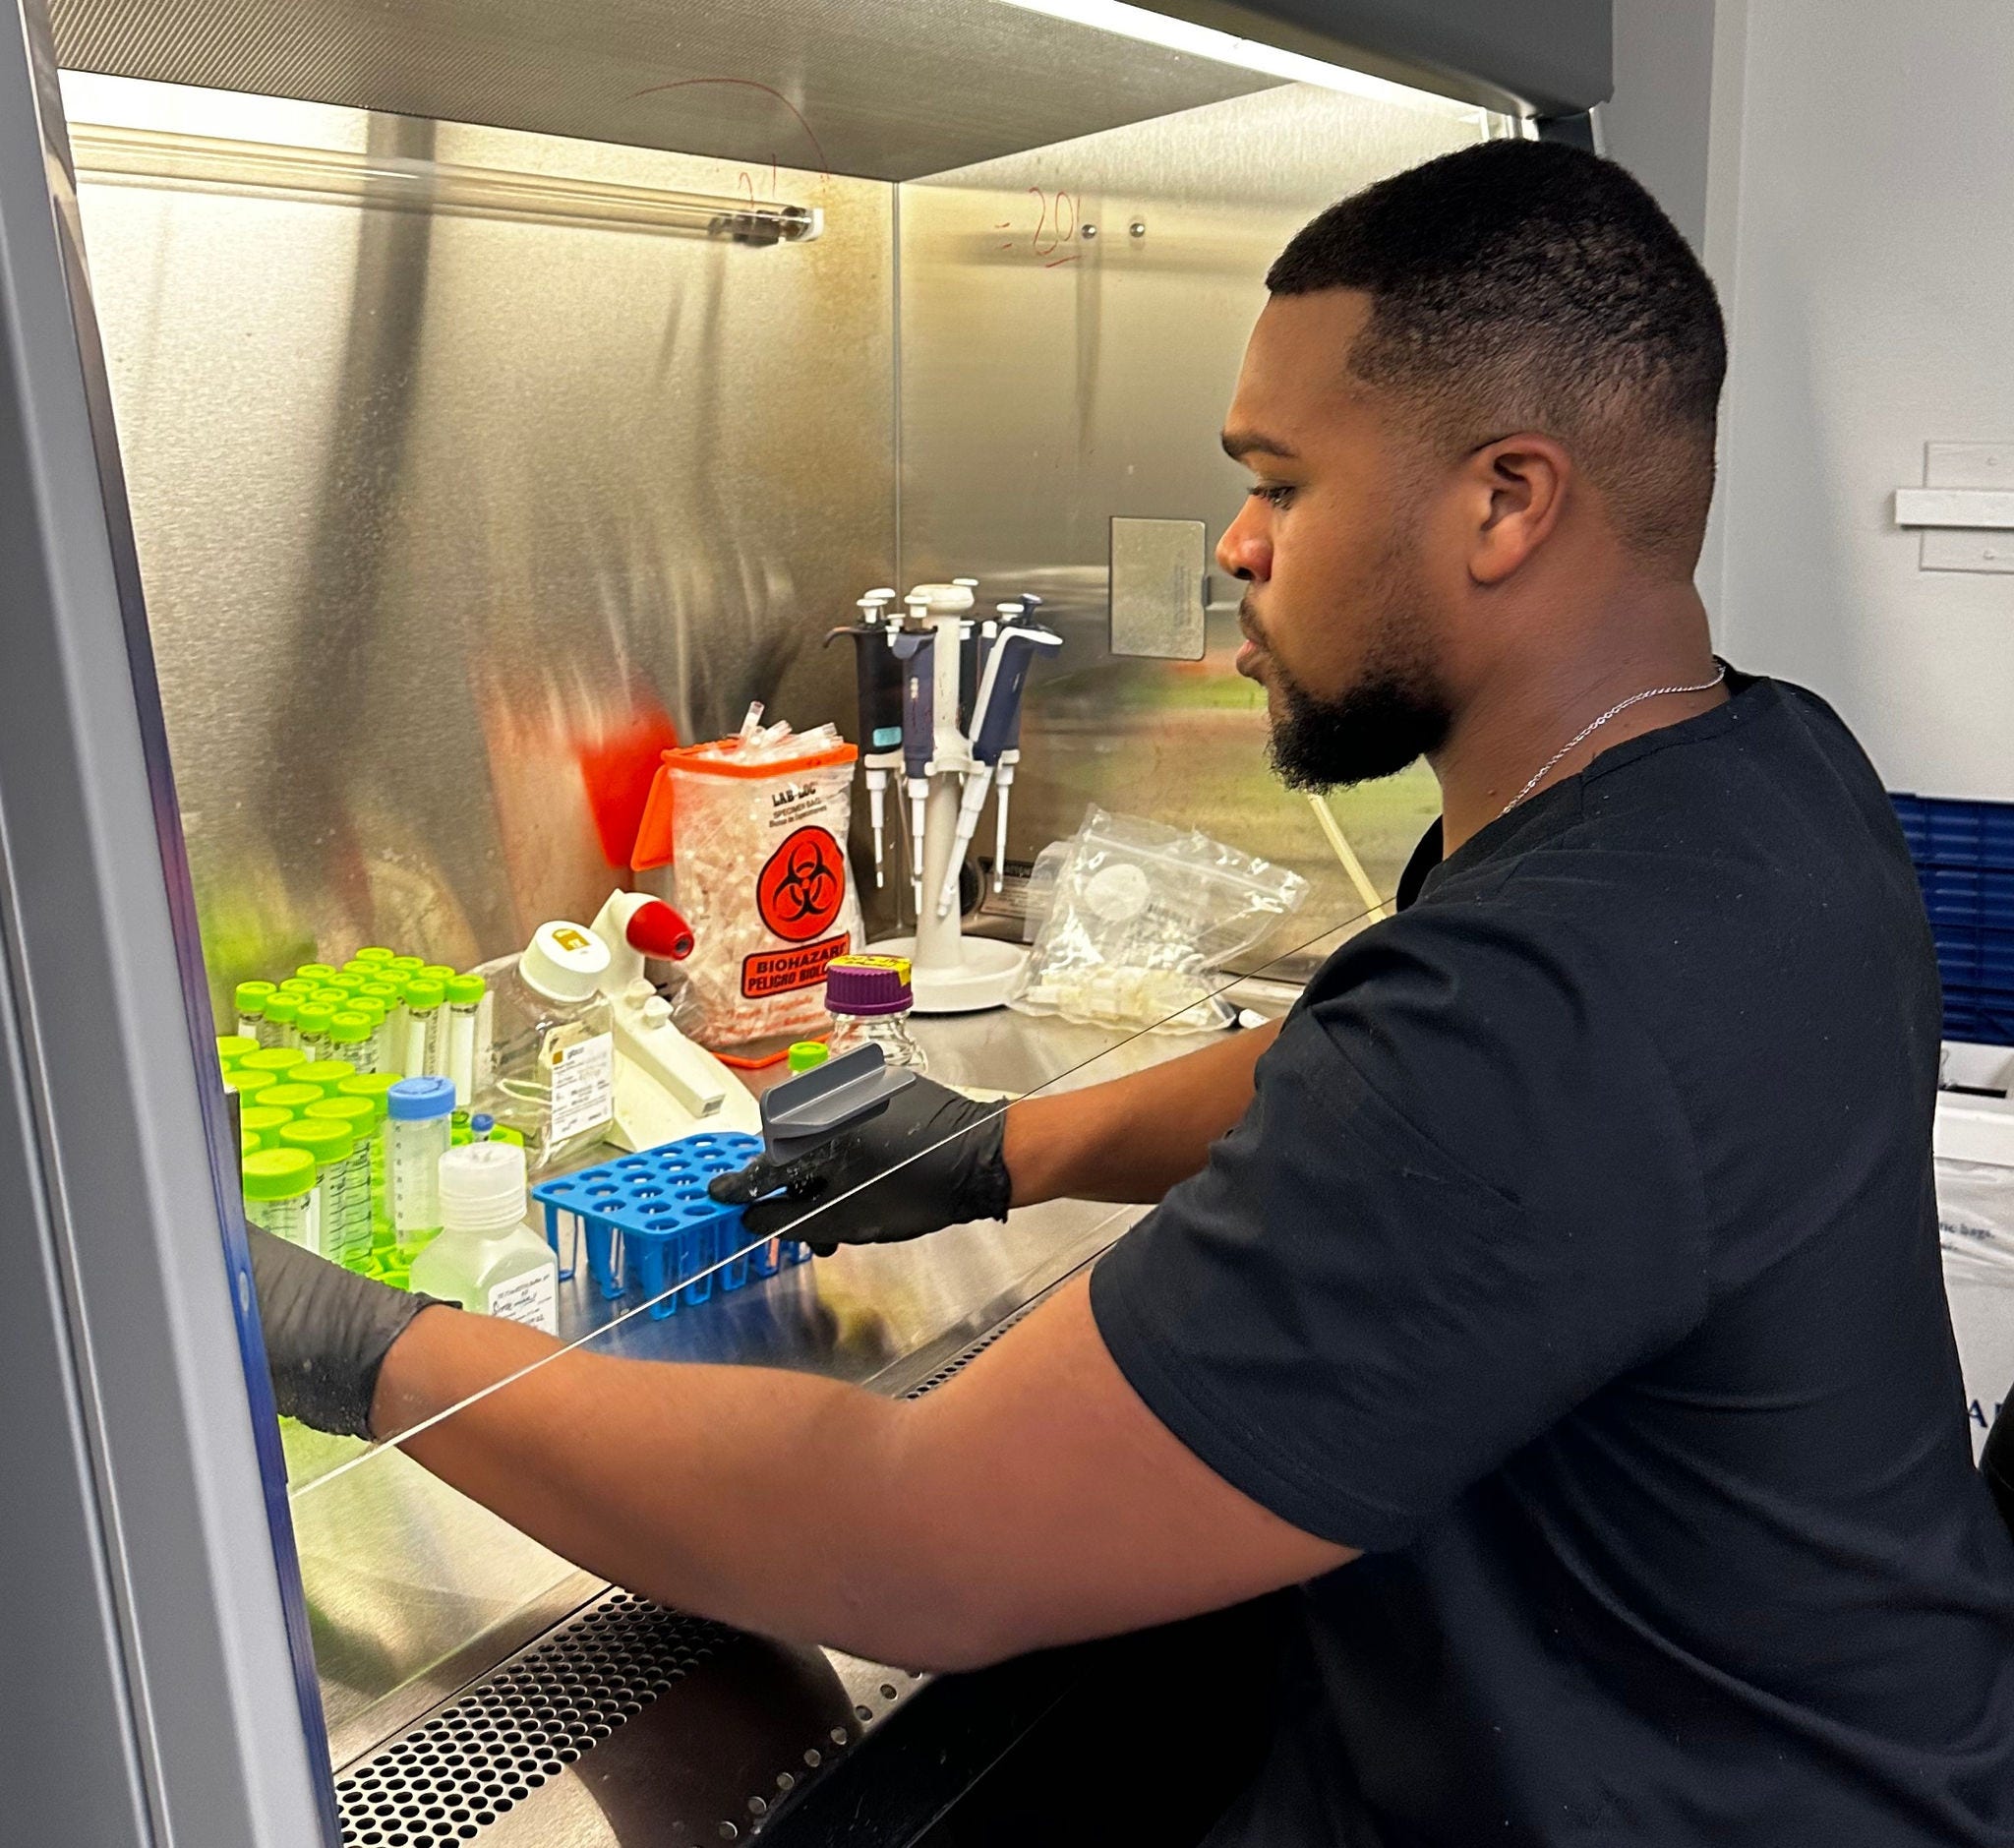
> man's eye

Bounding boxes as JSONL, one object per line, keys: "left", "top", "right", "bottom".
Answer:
{"left": 1249, "top": 483, "right": 1297, "bottom": 507}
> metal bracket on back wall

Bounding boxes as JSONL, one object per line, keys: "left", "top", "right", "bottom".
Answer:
{"left": 1109, "top": 516, "right": 1207, "bottom": 661}
{"left": 1895, "top": 445, "right": 2014, "bottom": 574}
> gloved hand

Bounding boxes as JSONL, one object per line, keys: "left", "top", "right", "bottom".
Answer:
{"left": 247, "top": 1222, "right": 446, "bottom": 1439}
{"left": 707, "top": 1074, "right": 1011, "bottom": 1251}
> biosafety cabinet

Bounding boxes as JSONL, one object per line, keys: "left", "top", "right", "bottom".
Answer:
{"left": 0, "top": 1, "right": 1609, "bottom": 1841}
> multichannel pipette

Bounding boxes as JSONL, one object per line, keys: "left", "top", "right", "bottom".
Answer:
{"left": 934, "top": 607, "right": 1062, "bottom": 916}
{"left": 825, "top": 590, "right": 904, "bottom": 888}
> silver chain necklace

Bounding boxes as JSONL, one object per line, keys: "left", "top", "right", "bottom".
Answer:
{"left": 1499, "top": 663, "right": 1727, "bottom": 817}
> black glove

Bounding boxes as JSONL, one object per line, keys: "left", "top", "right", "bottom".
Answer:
{"left": 707, "top": 1075, "right": 1010, "bottom": 1250}
{"left": 247, "top": 1222, "right": 446, "bottom": 1439}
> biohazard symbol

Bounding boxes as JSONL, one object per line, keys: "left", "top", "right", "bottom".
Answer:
{"left": 756, "top": 826, "right": 847, "bottom": 943}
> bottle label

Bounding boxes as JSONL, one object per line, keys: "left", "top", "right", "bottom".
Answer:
{"left": 486, "top": 1265, "right": 557, "bottom": 1334}
{"left": 547, "top": 1030, "right": 616, "bottom": 1144}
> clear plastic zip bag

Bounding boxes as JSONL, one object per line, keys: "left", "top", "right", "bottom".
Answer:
{"left": 1010, "top": 805, "right": 1308, "bottom": 1032}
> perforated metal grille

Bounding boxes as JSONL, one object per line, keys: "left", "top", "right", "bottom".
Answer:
{"left": 903, "top": 1303, "right": 1036, "bottom": 1400}
{"left": 333, "top": 1591, "right": 732, "bottom": 1845}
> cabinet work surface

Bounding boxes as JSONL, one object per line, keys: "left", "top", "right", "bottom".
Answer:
{"left": 288, "top": 985, "right": 1299, "bottom": 1835}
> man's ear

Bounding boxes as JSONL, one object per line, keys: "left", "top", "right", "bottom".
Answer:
{"left": 1463, "top": 434, "right": 1570, "bottom": 586}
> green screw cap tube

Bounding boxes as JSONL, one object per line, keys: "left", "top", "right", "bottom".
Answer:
{"left": 216, "top": 1034, "right": 260, "bottom": 1065}
{"left": 787, "top": 1042, "right": 830, "bottom": 1073}
{"left": 260, "top": 1082, "right": 324, "bottom": 1115}
{"left": 306, "top": 1095, "right": 376, "bottom": 1135}
{"left": 224, "top": 1066, "right": 278, "bottom": 1100}
{"left": 354, "top": 947, "right": 395, "bottom": 965}
{"left": 280, "top": 1115, "right": 354, "bottom": 1163}
{"left": 240, "top": 1104, "right": 291, "bottom": 1140}
{"left": 338, "top": 1072, "right": 403, "bottom": 1123}
{"left": 243, "top": 1148, "right": 316, "bottom": 1201}
{"left": 239, "top": 1045, "right": 308, "bottom": 1077}
{"left": 264, "top": 992, "right": 302, "bottom": 1029}
{"left": 294, "top": 963, "right": 337, "bottom": 982}
{"left": 328, "top": 1010, "right": 372, "bottom": 1048}
{"left": 294, "top": 1058, "right": 359, "bottom": 1094}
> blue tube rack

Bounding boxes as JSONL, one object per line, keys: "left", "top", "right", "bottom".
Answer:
{"left": 529, "top": 1131, "right": 809, "bottom": 1320}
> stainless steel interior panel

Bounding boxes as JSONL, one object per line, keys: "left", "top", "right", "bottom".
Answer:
{"left": 65, "top": 78, "right": 895, "bottom": 1008}
{"left": 50, "top": 0, "right": 1277, "bottom": 183}
{"left": 895, "top": 82, "right": 1503, "bottom": 955}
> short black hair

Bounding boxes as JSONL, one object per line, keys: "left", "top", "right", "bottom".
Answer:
{"left": 1267, "top": 139, "right": 1726, "bottom": 564}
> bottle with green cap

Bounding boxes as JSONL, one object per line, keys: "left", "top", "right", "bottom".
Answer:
{"left": 240, "top": 1103, "right": 291, "bottom": 1151}
{"left": 216, "top": 1033, "right": 260, "bottom": 1068}
{"left": 359, "top": 998, "right": 392, "bottom": 1073}
{"left": 277, "top": 1116, "right": 355, "bottom": 1262}
{"left": 328, "top": 1009, "right": 376, "bottom": 1078}
{"left": 260, "top": 1080, "right": 324, "bottom": 1117}
{"left": 388, "top": 954, "right": 425, "bottom": 978}
{"left": 444, "top": 973, "right": 487, "bottom": 1106}
{"left": 296, "top": 1001, "right": 335, "bottom": 1058}
{"left": 418, "top": 963, "right": 456, "bottom": 984}
{"left": 354, "top": 946, "right": 395, "bottom": 966}
{"left": 293, "top": 1057, "right": 358, "bottom": 1096}
{"left": 403, "top": 978, "right": 445, "bottom": 1080}
{"left": 278, "top": 975, "right": 321, "bottom": 996}
{"left": 307, "top": 1096, "right": 379, "bottom": 1269}
{"left": 223, "top": 1066, "right": 279, "bottom": 1103}
{"left": 239, "top": 1043, "right": 308, "bottom": 1081}
{"left": 295, "top": 963, "right": 337, "bottom": 983}
{"left": 358, "top": 984, "right": 400, "bottom": 1068}
{"left": 233, "top": 982, "right": 276, "bottom": 1043}
{"left": 787, "top": 1041, "right": 829, "bottom": 1073}
{"left": 263, "top": 990, "right": 302, "bottom": 1049}
{"left": 338, "top": 1072, "right": 403, "bottom": 1246}
{"left": 243, "top": 1148, "right": 320, "bottom": 1252}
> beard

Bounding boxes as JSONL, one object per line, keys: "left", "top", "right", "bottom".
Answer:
{"left": 1267, "top": 663, "right": 1450, "bottom": 792}
{"left": 1249, "top": 556, "right": 1450, "bottom": 794}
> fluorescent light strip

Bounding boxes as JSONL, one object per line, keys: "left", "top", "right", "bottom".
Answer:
{"left": 995, "top": 0, "right": 1488, "bottom": 119}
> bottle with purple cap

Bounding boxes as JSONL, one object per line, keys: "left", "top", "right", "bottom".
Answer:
{"left": 823, "top": 954, "right": 929, "bottom": 1074}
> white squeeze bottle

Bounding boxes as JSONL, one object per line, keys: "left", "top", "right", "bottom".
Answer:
{"left": 409, "top": 1140, "right": 559, "bottom": 1334}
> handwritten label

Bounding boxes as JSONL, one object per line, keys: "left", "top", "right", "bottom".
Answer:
{"left": 487, "top": 1265, "right": 558, "bottom": 1335}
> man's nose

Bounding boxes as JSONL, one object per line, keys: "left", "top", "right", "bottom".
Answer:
{"left": 1216, "top": 504, "right": 1272, "bottom": 583}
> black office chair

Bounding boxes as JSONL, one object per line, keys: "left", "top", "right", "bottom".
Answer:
{"left": 1984, "top": 1400, "right": 2014, "bottom": 1535}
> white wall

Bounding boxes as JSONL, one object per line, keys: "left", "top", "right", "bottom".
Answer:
{"left": 1705, "top": 0, "right": 2014, "bottom": 799}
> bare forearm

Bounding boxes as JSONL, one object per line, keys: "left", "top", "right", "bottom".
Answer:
{"left": 375, "top": 1307, "right": 981, "bottom": 1665}
{"left": 1003, "top": 1018, "right": 1279, "bottom": 1207}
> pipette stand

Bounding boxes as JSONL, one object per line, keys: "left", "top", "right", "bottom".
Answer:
{"left": 867, "top": 608, "right": 1028, "bottom": 1013}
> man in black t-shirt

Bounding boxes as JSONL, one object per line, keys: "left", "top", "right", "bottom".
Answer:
{"left": 258, "top": 143, "right": 2014, "bottom": 1843}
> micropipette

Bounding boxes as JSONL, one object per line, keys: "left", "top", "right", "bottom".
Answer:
{"left": 933, "top": 609, "right": 1062, "bottom": 917}
{"left": 891, "top": 626, "right": 935, "bottom": 914}
{"left": 824, "top": 592, "right": 905, "bottom": 888}
{"left": 992, "top": 595, "right": 1045, "bottom": 893}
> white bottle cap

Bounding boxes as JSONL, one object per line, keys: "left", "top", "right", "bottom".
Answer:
{"left": 438, "top": 1140, "right": 528, "bottom": 1234}
{"left": 519, "top": 920, "right": 610, "bottom": 1003}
